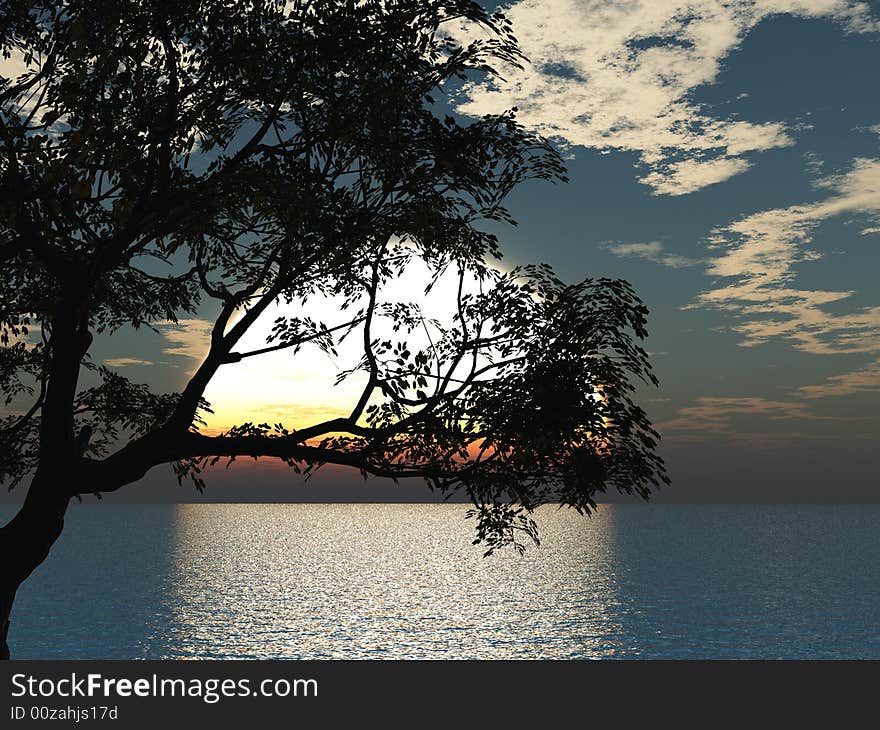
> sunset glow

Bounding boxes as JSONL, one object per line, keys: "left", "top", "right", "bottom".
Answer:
{"left": 200, "top": 256, "right": 501, "bottom": 434}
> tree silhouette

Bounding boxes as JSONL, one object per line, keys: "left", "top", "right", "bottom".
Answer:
{"left": 0, "top": 0, "right": 668, "bottom": 658}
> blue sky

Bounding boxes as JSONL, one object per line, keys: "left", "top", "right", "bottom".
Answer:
{"left": 103, "top": 1, "right": 880, "bottom": 500}
{"left": 426, "top": 0, "right": 880, "bottom": 501}
{"left": 8, "top": 1, "right": 877, "bottom": 502}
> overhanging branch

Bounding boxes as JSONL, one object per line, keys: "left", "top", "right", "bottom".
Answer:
{"left": 79, "top": 425, "right": 444, "bottom": 496}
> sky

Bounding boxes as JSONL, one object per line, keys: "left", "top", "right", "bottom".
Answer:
{"left": 447, "top": 0, "right": 880, "bottom": 503}
{"left": 5, "top": 0, "right": 880, "bottom": 503}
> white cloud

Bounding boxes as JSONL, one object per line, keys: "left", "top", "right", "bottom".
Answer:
{"left": 1, "top": 52, "right": 45, "bottom": 123}
{"left": 454, "top": 0, "right": 878, "bottom": 194}
{"left": 606, "top": 240, "right": 701, "bottom": 268}
{"left": 0, "top": 53, "right": 32, "bottom": 84}
{"left": 641, "top": 157, "right": 754, "bottom": 197}
{"left": 696, "top": 157, "right": 880, "bottom": 354}
{"left": 157, "top": 319, "right": 213, "bottom": 363}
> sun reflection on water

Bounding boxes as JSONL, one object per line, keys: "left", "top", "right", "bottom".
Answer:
{"left": 162, "top": 504, "right": 625, "bottom": 659}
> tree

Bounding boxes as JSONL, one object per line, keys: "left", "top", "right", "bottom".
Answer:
{"left": 0, "top": 0, "right": 669, "bottom": 659}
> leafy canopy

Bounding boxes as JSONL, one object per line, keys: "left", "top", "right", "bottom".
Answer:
{"left": 0, "top": 0, "right": 668, "bottom": 553}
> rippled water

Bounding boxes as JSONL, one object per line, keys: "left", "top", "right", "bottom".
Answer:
{"left": 5, "top": 503, "right": 880, "bottom": 659}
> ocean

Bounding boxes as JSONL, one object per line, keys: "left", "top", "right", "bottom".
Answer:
{"left": 4, "top": 503, "right": 879, "bottom": 659}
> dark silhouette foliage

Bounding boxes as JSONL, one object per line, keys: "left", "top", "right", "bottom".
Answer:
{"left": 0, "top": 0, "right": 668, "bottom": 656}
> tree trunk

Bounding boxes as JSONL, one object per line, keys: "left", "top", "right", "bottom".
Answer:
{"left": 0, "top": 294, "right": 92, "bottom": 658}
{"left": 0, "top": 588, "right": 14, "bottom": 661}
{"left": 0, "top": 477, "right": 70, "bottom": 660}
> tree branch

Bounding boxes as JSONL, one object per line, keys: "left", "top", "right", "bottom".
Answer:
{"left": 80, "top": 427, "right": 442, "bottom": 496}
{"left": 224, "top": 315, "right": 365, "bottom": 363}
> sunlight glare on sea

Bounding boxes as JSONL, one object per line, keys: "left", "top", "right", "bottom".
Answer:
{"left": 7, "top": 503, "right": 880, "bottom": 659}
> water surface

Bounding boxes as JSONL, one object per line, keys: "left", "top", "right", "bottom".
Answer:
{"left": 5, "top": 503, "right": 879, "bottom": 659}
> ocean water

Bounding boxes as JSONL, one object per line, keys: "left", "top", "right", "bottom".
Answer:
{"left": 3, "top": 503, "right": 879, "bottom": 659}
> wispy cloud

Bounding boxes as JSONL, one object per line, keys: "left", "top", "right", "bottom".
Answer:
{"left": 798, "top": 359, "right": 880, "bottom": 398}
{"left": 660, "top": 396, "right": 821, "bottom": 432}
{"left": 157, "top": 319, "right": 213, "bottom": 363}
{"left": 454, "top": 0, "right": 878, "bottom": 195}
{"left": 695, "top": 157, "right": 880, "bottom": 354}
{"left": 606, "top": 240, "right": 701, "bottom": 268}
{"left": 657, "top": 395, "right": 847, "bottom": 445}
{"left": 104, "top": 357, "right": 153, "bottom": 367}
